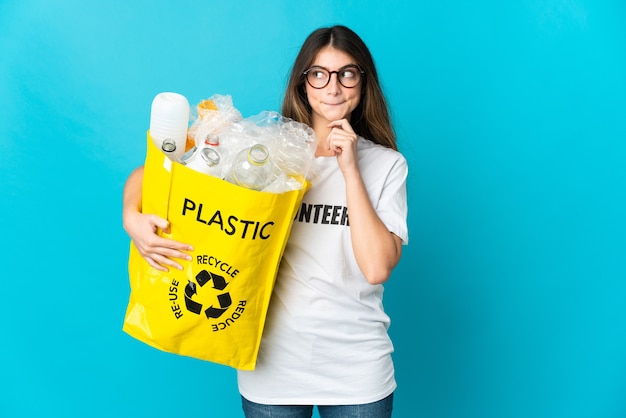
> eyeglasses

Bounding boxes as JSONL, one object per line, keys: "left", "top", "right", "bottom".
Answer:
{"left": 303, "top": 65, "right": 365, "bottom": 89}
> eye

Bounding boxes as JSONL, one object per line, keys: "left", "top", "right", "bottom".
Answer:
{"left": 341, "top": 68, "right": 358, "bottom": 79}
{"left": 311, "top": 69, "right": 327, "bottom": 79}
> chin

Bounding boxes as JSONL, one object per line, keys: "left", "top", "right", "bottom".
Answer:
{"left": 323, "top": 109, "right": 351, "bottom": 122}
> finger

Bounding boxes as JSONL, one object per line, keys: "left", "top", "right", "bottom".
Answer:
{"left": 141, "top": 249, "right": 186, "bottom": 271}
{"left": 152, "top": 245, "right": 192, "bottom": 262}
{"left": 135, "top": 238, "right": 192, "bottom": 261}
{"left": 152, "top": 253, "right": 185, "bottom": 271}
{"left": 327, "top": 118, "right": 355, "bottom": 134}
{"left": 146, "top": 257, "right": 170, "bottom": 272}
{"left": 149, "top": 215, "right": 171, "bottom": 232}
{"left": 326, "top": 128, "right": 349, "bottom": 150}
{"left": 147, "top": 234, "right": 194, "bottom": 253}
{"left": 328, "top": 131, "right": 356, "bottom": 153}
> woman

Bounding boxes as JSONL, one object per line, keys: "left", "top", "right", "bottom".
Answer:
{"left": 123, "top": 25, "right": 408, "bottom": 418}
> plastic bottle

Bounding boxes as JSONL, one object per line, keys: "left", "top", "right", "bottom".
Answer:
{"left": 229, "top": 144, "right": 275, "bottom": 191}
{"left": 149, "top": 92, "right": 190, "bottom": 161}
{"left": 273, "top": 120, "right": 317, "bottom": 177}
{"left": 161, "top": 138, "right": 183, "bottom": 163}
{"left": 182, "top": 137, "right": 222, "bottom": 177}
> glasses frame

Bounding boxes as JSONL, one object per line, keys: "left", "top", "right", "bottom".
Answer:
{"left": 303, "top": 64, "right": 365, "bottom": 89}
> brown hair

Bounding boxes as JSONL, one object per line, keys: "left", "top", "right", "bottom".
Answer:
{"left": 282, "top": 25, "right": 397, "bottom": 151}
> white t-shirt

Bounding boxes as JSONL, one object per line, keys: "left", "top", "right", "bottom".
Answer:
{"left": 237, "top": 137, "right": 409, "bottom": 405}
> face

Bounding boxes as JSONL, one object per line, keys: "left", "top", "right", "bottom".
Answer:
{"left": 305, "top": 46, "right": 362, "bottom": 129}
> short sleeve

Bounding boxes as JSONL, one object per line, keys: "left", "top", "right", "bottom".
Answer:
{"left": 375, "top": 154, "right": 409, "bottom": 245}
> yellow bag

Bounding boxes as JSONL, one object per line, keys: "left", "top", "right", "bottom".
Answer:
{"left": 123, "top": 133, "right": 309, "bottom": 370}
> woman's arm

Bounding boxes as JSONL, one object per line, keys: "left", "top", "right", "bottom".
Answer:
{"left": 122, "top": 166, "right": 193, "bottom": 271}
{"left": 326, "top": 120, "right": 403, "bottom": 285}
{"left": 344, "top": 170, "right": 403, "bottom": 285}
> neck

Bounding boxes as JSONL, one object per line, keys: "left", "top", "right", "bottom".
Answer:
{"left": 313, "top": 123, "right": 333, "bottom": 157}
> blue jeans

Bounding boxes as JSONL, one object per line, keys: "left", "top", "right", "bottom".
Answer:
{"left": 241, "top": 392, "right": 393, "bottom": 418}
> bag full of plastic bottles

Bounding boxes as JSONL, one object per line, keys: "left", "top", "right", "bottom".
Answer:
{"left": 123, "top": 93, "right": 315, "bottom": 370}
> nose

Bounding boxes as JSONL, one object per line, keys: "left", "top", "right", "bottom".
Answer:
{"left": 326, "top": 72, "right": 342, "bottom": 94}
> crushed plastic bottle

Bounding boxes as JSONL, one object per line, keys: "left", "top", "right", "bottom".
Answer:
{"left": 273, "top": 120, "right": 317, "bottom": 177}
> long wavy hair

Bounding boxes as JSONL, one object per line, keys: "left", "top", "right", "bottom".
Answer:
{"left": 282, "top": 25, "right": 397, "bottom": 151}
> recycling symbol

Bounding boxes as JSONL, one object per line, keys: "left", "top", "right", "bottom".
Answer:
{"left": 184, "top": 270, "right": 232, "bottom": 319}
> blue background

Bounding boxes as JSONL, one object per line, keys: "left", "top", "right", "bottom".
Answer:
{"left": 1, "top": 1, "right": 625, "bottom": 417}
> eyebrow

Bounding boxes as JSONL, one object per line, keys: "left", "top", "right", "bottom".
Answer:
{"left": 307, "top": 64, "right": 359, "bottom": 71}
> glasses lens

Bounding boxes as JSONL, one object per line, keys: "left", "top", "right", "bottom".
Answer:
{"left": 338, "top": 66, "right": 361, "bottom": 88}
{"left": 306, "top": 68, "right": 330, "bottom": 88}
